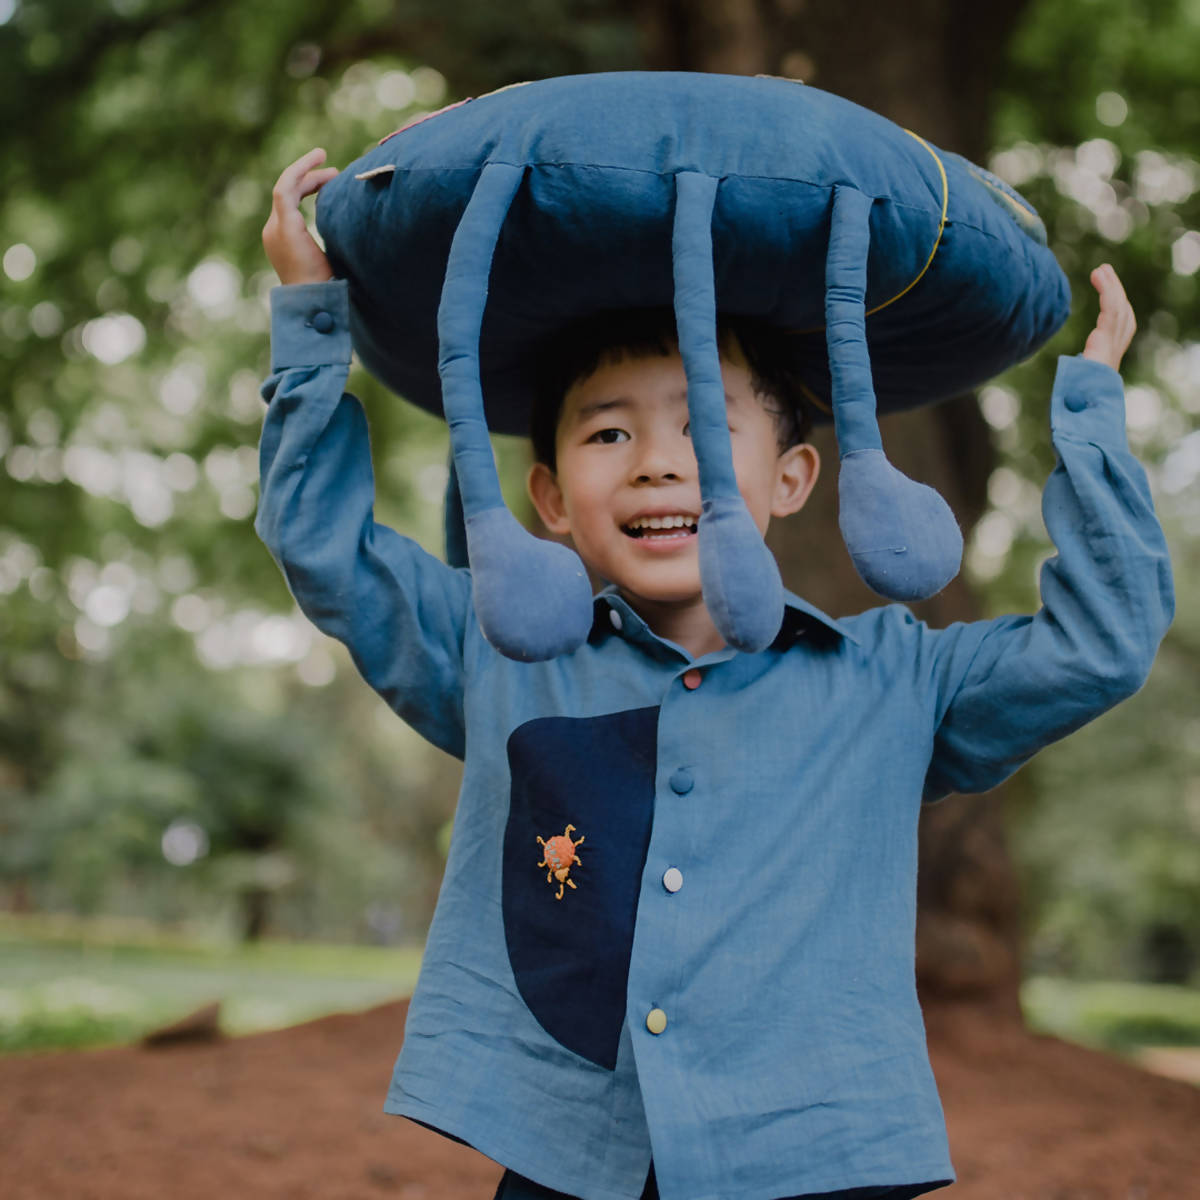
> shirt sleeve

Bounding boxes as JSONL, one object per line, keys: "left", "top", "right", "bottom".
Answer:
{"left": 923, "top": 354, "right": 1174, "bottom": 801}
{"left": 255, "top": 280, "right": 471, "bottom": 759}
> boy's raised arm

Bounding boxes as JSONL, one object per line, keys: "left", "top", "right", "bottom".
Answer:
{"left": 255, "top": 151, "right": 473, "bottom": 759}
{"left": 924, "top": 265, "right": 1173, "bottom": 800}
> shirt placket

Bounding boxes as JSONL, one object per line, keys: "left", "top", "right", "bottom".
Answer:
{"left": 622, "top": 659, "right": 718, "bottom": 1194}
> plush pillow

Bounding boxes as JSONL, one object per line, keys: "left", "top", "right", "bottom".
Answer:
{"left": 316, "top": 72, "right": 1068, "bottom": 661}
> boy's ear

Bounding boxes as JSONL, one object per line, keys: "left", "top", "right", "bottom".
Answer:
{"left": 771, "top": 443, "right": 820, "bottom": 519}
{"left": 527, "top": 461, "right": 572, "bottom": 535}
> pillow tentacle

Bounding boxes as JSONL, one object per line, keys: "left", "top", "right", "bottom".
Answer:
{"left": 825, "top": 184, "right": 963, "bottom": 602}
{"left": 438, "top": 161, "right": 593, "bottom": 660}
{"left": 672, "top": 170, "right": 785, "bottom": 653}
{"left": 443, "top": 452, "right": 468, "bottom": 569}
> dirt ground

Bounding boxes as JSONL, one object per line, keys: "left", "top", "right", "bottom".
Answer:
{"left": 3, "top": 998, "right": 1199, "bottom": 1200}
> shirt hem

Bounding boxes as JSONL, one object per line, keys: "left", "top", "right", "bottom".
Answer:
{"left": 383, "top": 1096, "right": 953, "bottom": 1200}
{"left": 384, "top": 1096, "right": 650, "bottom": 1200}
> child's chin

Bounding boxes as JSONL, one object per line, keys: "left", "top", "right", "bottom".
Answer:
{"left": 624, "top": 531, "right": 699, "bottom": 555}
{"left": 618, "top": 576, "right": 704, "bottom": 608}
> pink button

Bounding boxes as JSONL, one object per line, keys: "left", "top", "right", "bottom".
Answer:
{"left": 682, "top": 669, "right": 702, "bottom": 690}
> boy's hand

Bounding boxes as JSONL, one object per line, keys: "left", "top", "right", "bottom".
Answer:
{"left": 263, "top": 148, "right": 340, "bottom": 286}
{"left": 1081, "top": 263, "right": 1136, "bottom": 372}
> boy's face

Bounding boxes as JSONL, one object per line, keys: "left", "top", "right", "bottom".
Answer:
{"left": 527, "top": 345, "right": 819, "bottom": 619}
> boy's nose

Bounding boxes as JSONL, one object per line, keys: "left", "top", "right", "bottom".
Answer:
{"left": 631, "top": 436, "right": 694, "bottom": 484}
{"left": 634, "top": 465, "right": 681, "bottom": 483}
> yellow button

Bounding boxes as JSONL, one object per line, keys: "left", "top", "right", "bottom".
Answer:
{"left": 645, "top": 1008, "right": 668, "bottom": 1035}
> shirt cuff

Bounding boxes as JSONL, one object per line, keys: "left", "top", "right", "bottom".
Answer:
{"left": 1049, "top": 354, "right": 1127, "bottom": 446}
{"left": 270, "top": 280, "right": 353, "bottom": 371}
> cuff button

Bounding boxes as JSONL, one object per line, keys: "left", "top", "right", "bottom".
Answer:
{"left": 1065, "top": 392, "right": 1088, "bottom": 413}
{"left": 311, "top": 311, "right": 335, "bottom": 334}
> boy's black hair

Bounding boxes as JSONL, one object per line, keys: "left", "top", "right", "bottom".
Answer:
{"left": 530, "top": 308, "right": 815, "bottom": 470}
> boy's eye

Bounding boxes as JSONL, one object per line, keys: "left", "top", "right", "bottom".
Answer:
{"left": 588, "top": 428, "right": 629, "bottom": 444}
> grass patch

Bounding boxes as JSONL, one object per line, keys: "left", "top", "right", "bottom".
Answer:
{"left": 0, "top": 913, "right": 422, "bottom": 1054}
{"left": 1023, "top": 976, "right": 1200, "bottom": 1052}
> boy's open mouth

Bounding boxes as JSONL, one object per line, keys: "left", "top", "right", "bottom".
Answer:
{"left": 621, "top": 514, "right": 698, "bottom": 541}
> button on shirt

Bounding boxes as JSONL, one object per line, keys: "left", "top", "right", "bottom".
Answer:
{"left": 257, "top": 282, "right": 1173, "bottom": 1200}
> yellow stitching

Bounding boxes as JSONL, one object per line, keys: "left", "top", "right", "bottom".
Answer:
{"left": 966, "top": 163, "right": 1044, "bottom": 242}
{"left": 786, "top": 130, "right": 949, "bottom": 335}
{"left": 786, "top": 130, "right": 949, "bottom": 410}
{"left": 867, "top": 130, "right": 949, "bottom": 315}
{"left": 477, "top": 80, "right": 533, "bottom": 101}
{"left": 796, "top": 378, "right": 832, "bottom": 416}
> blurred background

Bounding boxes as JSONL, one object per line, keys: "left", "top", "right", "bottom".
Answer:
{"left": 0, "top": 0, "right": 1197, "bottom": 1060}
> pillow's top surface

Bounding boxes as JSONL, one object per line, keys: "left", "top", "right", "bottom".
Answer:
{"left": 316, "top": 72, "right": 1068, "bottom": 435}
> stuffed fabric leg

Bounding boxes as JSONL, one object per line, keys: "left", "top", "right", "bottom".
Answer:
{"left": 825, "top": 185, "right": 963, "bottom": 600}
{"left": 437, "top": 161, "right": 592, "bottom": 661}
{"left": 672, "top": 171, "right": 785, "bottom": 652}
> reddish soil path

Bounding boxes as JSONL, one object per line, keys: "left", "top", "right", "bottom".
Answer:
{"left": 3, "top": 999, "right": 1198, "bottom": 1200}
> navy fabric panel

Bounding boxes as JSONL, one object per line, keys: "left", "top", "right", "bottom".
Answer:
{"left": 503, "top": 707, "right": 659, "bottom": 1069}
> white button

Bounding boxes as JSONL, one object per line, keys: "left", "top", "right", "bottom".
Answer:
{"left": 662, "top": 867, "right": 683, "bottom": 893}
{"left": 646, "top": 1008, "right": 668, "bottom": 1035}
{"left": 609, "top": 608, "right": 623, "bottom": 631}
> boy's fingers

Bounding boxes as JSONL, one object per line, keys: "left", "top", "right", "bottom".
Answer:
{"left": 274, "top": 151, "right": 323, "bottom": 194}
{"left": 1092, "top": 263, "right": 1130, "bottom": 307}
{"left": 272, "top": 149, "right": 329, "bottom": 209}
{"left": 296, "top": 166, "right": 340, "bottom": 200}
{"left": 1082, "top": 263, "right": 1136, "bottom": 369}
{"left": 1091, "top": 266, "right": 1133, "bottom": 329}
{"left": 286, "top": 147, "right": 327, "bottom": 178}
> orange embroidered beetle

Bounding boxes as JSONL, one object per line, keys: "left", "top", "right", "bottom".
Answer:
{"left": 536, "top": 824, "right": 585, "bottom": 900}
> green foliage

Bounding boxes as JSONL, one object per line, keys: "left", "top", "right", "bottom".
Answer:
{"left": 0, "top": 915, "right": 421, "bottom": 1052}
{"left": 1024, "top": 976, "right": 1200, "bottom": 1050}
{"left": 0, "top": 2, "right": 632, "bottom": 944}
{"left": 0, "top": 2, "right": 503, "bottom": 940}
{"left": 979, "top": 0, "right": 1200, "bottom": 982}
{"left": 1, "top": 0, "right": 1196, "bottom": 979}
{"left": 0, "top": 998, "right": 148, "bottom": 1054}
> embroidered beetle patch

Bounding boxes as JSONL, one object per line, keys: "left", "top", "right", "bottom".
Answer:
{"left": 537, "top": 824, "right": 585, "bottom": 900}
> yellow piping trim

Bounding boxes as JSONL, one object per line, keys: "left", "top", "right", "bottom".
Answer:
{"left": 797, "top": 379, "right": 832, "bottom": 417}
{"left": 788, "top": 129, "right": 950, "bottom": 411}
{"left": 866, "top": 130, "right": 948, "bottom": 314}
{"left": 972, "top": 169, "right": 1041, "bottom": 226}
{"left": 788, "top": 129, "right": 949, "bottom": 334}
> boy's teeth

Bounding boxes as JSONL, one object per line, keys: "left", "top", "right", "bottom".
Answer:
{"left": 630, "top": 514, "right": 695, "bottom": 530}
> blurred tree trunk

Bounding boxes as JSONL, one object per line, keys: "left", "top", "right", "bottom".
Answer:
{"left": 637, "top": 0, "right": 1034, "bottom": 1017}
{"left": 242, "top": 887, "right": 270, "bottom": 942}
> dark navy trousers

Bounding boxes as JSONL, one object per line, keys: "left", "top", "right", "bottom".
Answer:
{"left": 493, "top": 1167, "right": 913, "bottom": 1199}
{"left": 493, "top": 1165, "right": 658, "bottom": 1199}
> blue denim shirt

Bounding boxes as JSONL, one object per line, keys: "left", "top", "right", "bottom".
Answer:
{"left": 257, "top": 281, "right": 1172, "bottom": 1200}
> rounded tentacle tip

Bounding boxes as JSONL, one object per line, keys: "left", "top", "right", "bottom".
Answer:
{"left": 698, "top": 497, "right": 785, "bottom": 653}
{"left": 837, "top": 449, "right": 963, "bottom": 601}
{"left": 466, "top": 508, "right": 593, "bottom": 661}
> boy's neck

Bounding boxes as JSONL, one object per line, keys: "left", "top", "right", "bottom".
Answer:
{"left": 618, "top": 591, "right": 727, "bottom": 659}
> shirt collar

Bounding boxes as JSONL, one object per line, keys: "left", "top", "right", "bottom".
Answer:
{"left": 778, "top": 588, "right": 861, "bottom": 647}
{"left": 589, "top": 586, "right": 859, "bottom": 651}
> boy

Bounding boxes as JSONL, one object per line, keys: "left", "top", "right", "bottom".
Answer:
{"left": 258, "top": 149, "right": 1172, "bottom": 1200}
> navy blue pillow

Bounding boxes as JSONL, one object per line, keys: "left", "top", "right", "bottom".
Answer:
{"left": 316, "top": 72, "right": 1068, "bottom": 660}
